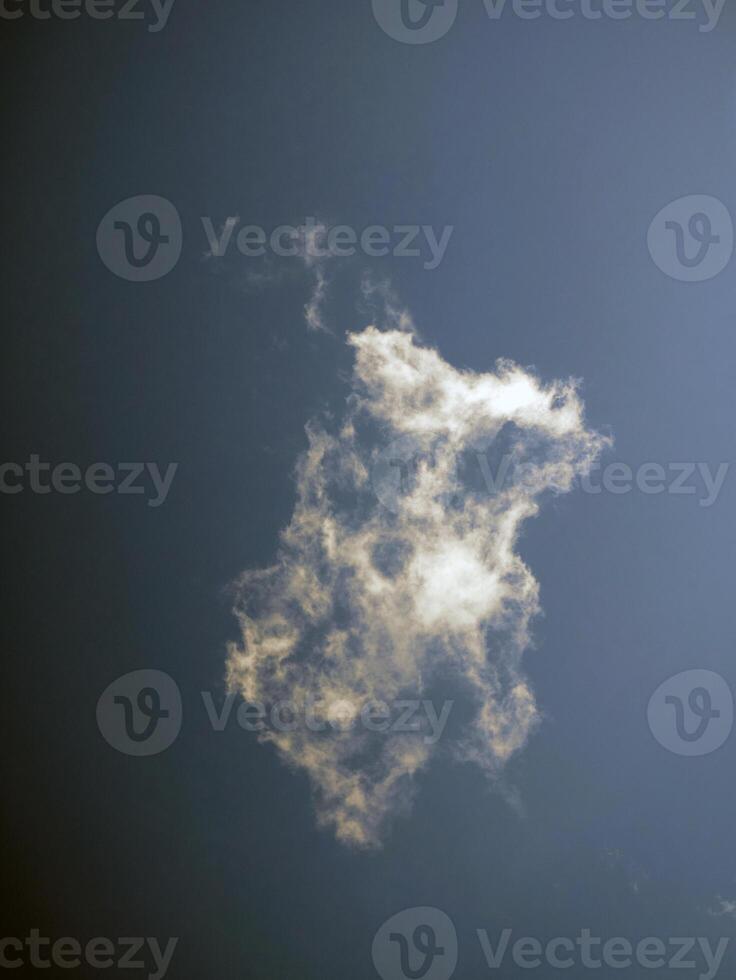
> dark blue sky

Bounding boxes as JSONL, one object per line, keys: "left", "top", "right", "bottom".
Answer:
{"left": 4, "top": 1, "right": 736, "bottom": 978}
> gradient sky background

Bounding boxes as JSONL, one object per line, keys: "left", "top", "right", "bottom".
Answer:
{"left": 4, "top": 1, "right": 736, "bottom": 977}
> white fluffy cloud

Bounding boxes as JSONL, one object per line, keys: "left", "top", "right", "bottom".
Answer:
{"left": 227, "top": 320, "right": 607, "bottom": 847}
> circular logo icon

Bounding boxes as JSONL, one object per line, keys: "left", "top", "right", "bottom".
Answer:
{"left": 96, "top": 669, "right": 182, "bottom": 756}
{"left": 372, "top": 0, "right": 458, "bottom": 44}
{"left": 647, "top": 195, "right": 733, "bottom": 283}
{"left": 371, "top": 436, "right": 458, "bottom": 513}
{"left": 372, "top": 907, "right": 457, "bottom": 980}
{"left": 371, "top": 436, "right": 424, "bottom": 513}
{"left": 97, "top": 195, "right": 182, "bottom": 282}
{"left": 647, "top": 669, "right": 733, "bottom": 757}
{"left": 327, "top": 699, "right": 359, "bottom": 731}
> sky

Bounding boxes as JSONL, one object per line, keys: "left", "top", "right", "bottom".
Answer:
{"left": 3, "top": 1, "right": 736, "bottom": 978}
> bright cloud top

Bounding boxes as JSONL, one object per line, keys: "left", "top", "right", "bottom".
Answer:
{"left": 226, "top": 325, "right": 607, "bottom": 847}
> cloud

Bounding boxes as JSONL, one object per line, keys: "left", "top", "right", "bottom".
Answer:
{"left": 359, "top": 273, "right": 416, "bottom": 334}
{"left": 299, "top": 220, "right": 340, "bottom": 332}
{"left": 226, "top": 320, "right": 608, "bottom": 847}
{"left": 303, "top": 262, "right": 330, "bottom": 332}
{"left": 602, "top": 848, "right": 648, "bottom": 896}
{"left": 201, "top": 216, "right": 339, "bottom": 329}
{"left": 708, "top": 897, "right": 736, "bottom": 919}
